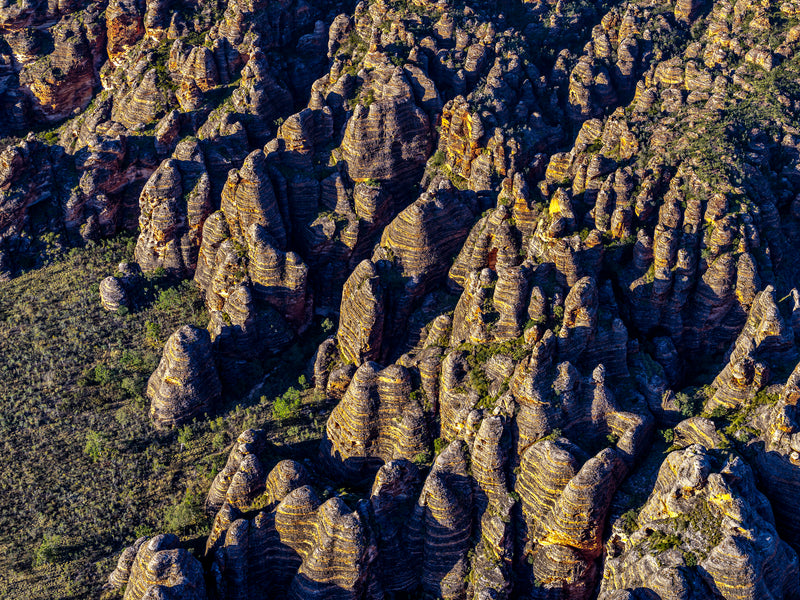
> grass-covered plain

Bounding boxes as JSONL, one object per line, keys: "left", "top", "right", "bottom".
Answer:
{"left": 0, "top": 235, "right": 331, "bottom": 599}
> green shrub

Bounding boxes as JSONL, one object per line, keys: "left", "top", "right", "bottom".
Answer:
{"left": 273, "top": 387, "right": 302, "bottom": 421}
{"left": 676, "top": 391, "right": 702, "bottom": 418}
{"left": 541, "top": 428, "right": 563, "bottom": 442}
{"left": 648, "top": 530, "right": 682, "bottom": 553}
{"left": 553, "top": 305, "right": 564, "bottom": 322}
{"left": 84, "top": 430, "right": 110, "bottom": 463}
{"left": 177, "top": 424, "right": 194, "bottom": 448}
{"left": 620, "top": 509, "right": 639, "bottom": 534}
{"left": 429, "top": 150, "right": 446, "bottom": 169}
{"left": 156, "top": 287, "right": 183, "bottom": 311}
{"left": 212, "top": 432, "right": 227, "bottom": 452}
{"left": 92, "top": 364, "right": 115, "bottom": 386}
{"left": 145, "top": 321, "right": 162, "bottom": 347}
{"left": 33, "top": 535, "right": 64, "bottom": 567}
{"left": 412, "top": 451, "right": 432, "bottom": 466}
{"left": 163, "top": 490, "right": 205, "bottom": 534}
{"left": 133, "top": 524, "right": 155, "bottom": 539}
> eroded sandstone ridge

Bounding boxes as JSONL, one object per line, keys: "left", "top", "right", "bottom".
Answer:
{"left": 5, "top": 0, "right": 800, "bottom": 597}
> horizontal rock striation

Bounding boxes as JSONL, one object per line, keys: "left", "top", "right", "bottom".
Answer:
{"left": 602, "top": 445, "right": 799, "bottom": 600}
{"left": 147, "top": 325, "right": 222, "bottom": 428}
{"left": 39, "top": 0, "right": 800, "bottom": 598}
{"left": 114, "top": 534, "right": 206, "bottom": 600}
{"left": 707, "top": 285, "right": 797, "bottom": 411}
{"left": 320, "top": 361, "right": 429, "bottom": 481}
{"left": 134, "top": 139, "right": 212, "bottom": 276}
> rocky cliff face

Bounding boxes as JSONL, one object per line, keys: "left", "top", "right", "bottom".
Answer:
{"left": 5, "top": 0, "right": 800, "bottom": 597}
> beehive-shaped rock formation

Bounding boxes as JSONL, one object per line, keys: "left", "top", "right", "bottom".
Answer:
{"left": 116, "top": 534, "right": 206, "bottom": 600}
{"left": 134, "top": 139, "right": 212, "bottom": 276}
{"left": 406, "top": 441, "right": 473, "bottom": 600}
{"left": 336, "top": 260, "right": 386, "bottom": 365}
{"left": 708, "top": 286, "right": 797, "bottom": 411}
{"left": 601, "top": 445, "right": 799, "bottom": 600}
{"left": 321, "top": 362, "right": 429, "bottom": 481}
{"left": 516, "top": 439, "right": 627, "bottom": 598}
{"left": 147, "top": 325, "right": 222, "bottom": 428}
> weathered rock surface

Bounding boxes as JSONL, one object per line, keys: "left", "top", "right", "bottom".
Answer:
{"left": 205, "top": 429, "right": 268, "bottom": 516}
{"left": 517, "top": 440, "right": 627, "bottom": 597}
{"left": 336, "top": 260, "right": 386, "bottom": 365}
{"left": 112, "top": 534, "right": 206, "bottom": 600}
{"left": 99, "top": 275, "right": 128, "bottom": 311}
{"left": 320, "top": 361, "right": 429, "bottom": 481}
{"left": 602, "top": 445, "right": 799, "bottom": 600}
{"left": 147, "top": 325, "right": 222, "bottom": 428}
{"left": 18, "top": 0, "right": 800, "bottom": 598}
{"left": 407, "top": 440, "right": 473, "bottom": 600}
{"left": 707, "top": 285, "right": 797, "bottom": 411}
{"left": 134, "top": 140, "right": 212, "bottom": 276}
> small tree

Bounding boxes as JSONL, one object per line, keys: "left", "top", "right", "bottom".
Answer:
{"left": 84, "top": 430, "right": 109, "bottom": 463}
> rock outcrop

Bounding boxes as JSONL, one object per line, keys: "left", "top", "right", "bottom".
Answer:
{"left": 12, "top": 0, "right": 800, "bottom": 598}
{"left": 336, "top": 260, "right": 386, "bottom": 365}
{"left": 99, "top": 275, "right": 128, "bottom": 311}
{"left": 707, "top": 286, "right": 797, "bottom": 411}
{"left": 107, "top": 534, "right": 206, "bottom": 600}
{"left": 602, "top": 445, "right": 799, "bottom": 600}
{"left": 134, "top": 140, "right": 212, "bottom": 276}
{"left": 320, "top": 362, "right": 429, "bottom": 481}
{"left": 147, "top": 325, "right": 222, "bottom": 428}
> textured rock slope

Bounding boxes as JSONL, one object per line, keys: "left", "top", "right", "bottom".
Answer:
{"left": 5, "top": 0, "right": 800, "bottom": 598}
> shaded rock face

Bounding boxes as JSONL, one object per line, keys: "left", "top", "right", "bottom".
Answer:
{"left": 379, "top": 187, "right": 476, "bottom": 286}
{"left": 106, "top": 534, "right": 206, "bottom": 600}
{"left": 207, "top": 283, "right": 293, "bottom": 369}
{"left": 746, "top": 361, "right": 800, "bottom": 550}
{"left": 201, "top": 457, "right": 381, "bottom": 600}
{"left": 408, "top": 441, "right": 474, "bottom": 600}
{"left": 0, "top": 139, "right": 56, "bottom": 257}
{"left": 147, "top": 325, "right": 222, "bottom": 428}
{"left": 320, "top": 362, "right": 429, "bottom": 481}
{"left": 601, "top": 445, "right": 799, "bottom": 600}
{"left": 707, "top": 285, "right": 797, "bottom": 411}
{"left": 332, "top": 184, "right": 476, "bottom": 366}
{"left": 339, "top": 70, "right": 432, "bottom": 191}
{"left": 336, "top": 260, "right": 386, "bottom": 365}
{"left": 134, "top": 140, "right": 212, "bottom": 276}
